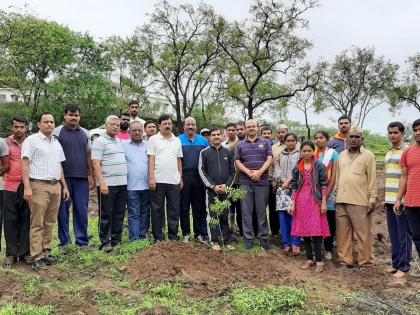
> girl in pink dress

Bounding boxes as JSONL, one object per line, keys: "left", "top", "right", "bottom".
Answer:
{"left": 289, "top": 141, "right": 330, "bottom": 273}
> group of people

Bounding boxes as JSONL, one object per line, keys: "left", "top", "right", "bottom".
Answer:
{"left": 0, "top": 100, "right": 419, "bottom": 279}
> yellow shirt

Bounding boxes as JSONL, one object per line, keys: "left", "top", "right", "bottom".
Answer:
{"left": 335, "top": 146, "right": 377, "bottom": 206}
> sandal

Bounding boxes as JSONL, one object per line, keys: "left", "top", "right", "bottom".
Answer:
{"left": 283, "top": 246, "right": 291, "bottom": 254}
{"left": 301, "top": 260, "right": 315, "bottom": 270}
{"left": 292, "top": 246, "right": 301, "bottom": 256}
{"left": 3, "top": 256, "right": 14, "bottom": 269}
{"left": 315, "top": 262, "right": 325, "bottom": 273}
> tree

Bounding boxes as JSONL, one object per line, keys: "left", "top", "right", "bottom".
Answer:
{"left": 390, "top": 53, "right": 420, "bottom": 112}
{"left": 215, "top": 0, "right": 320, "bottom": 119}
{"left": 317, "top": 46, "right": 398, "bottom": 127}
{"left": 129, "top": 0, "right": 221, "bottom": 129}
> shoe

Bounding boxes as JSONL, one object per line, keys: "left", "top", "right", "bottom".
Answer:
{"left": 196, "top": 235, "right": 206, "bottom": 244}
{"left": 260, "top": 241, "right": 270, "bottom": 251}
{"left": 183, "top": 234, "right": 191, "bottom": 243}
{"left": 43, "top": 254, "right": 60, "bottom": 265}
{"left": 301, "top": 260, "right": 315, "bottom": 270}
{"left": 101, "top": 244, "right": 112, "bottom": 253}
{"left": 226, "top": 244, "right": 236, "bottom": 251}
{"left": 3, "top": 256, "right": 14, "bottom": 269}
{"left": 315, "top": 262, "right": 325, "bottom": 273}
{"left": 245, "top": 241, "right": 254, "bottom": 251}
{"left": 337, "top": 263, "right": 354, "bottom": 270}
{"left": 283, "top": 246, "right": 291, "bottom": 254}
{"left": 292, "top": 246, "right": 300, "bottom": 256}
{"left": 32, "top": 259, "right": 48, "bottom": 271}
{"left": 324, "top": 251, "right": 333, "bottom": 261}
{"left": 19, "top": 255, "right": 33, "bottom": 265}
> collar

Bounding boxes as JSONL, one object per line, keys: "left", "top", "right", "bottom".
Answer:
{"left": 102, "top": 133, "right": 117, "bottom": 141}
{"left": 63, "top": 123, "right": 80, "bottom": 131}
{"left": 210, "top": 144, "right": 223, "bottom": 150}
{"left": 346, "top": 146, "right": 366, "bottom": 155}
{"left": 334, "top": 132, "right": 348, "bottom": 140}
{"left": 390, "top": 142, "right": 408, "bottom": 151}
{"left": 158, "top": 132, "right": 175, "bottom": 140}
{"left": 129, "top": 139, "right": 144, "bottom": 145}
{"left": 245, "top": 136, "right": 261, "bottom": 143}
{"left": 38, "top": 131, "right": 55, "bottom": 141}
{"left": 8, "top": 134, "right": 25, "bottom": 145}
{"left": 182, "top": 132, "right": 198, "bottom": 141}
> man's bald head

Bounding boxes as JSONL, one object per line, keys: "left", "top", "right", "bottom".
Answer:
{"left": 184, "top": 116, "right": 197, "bottom": 135}
{"left": 245, "top": 119, "right": 258, "bottom": 138}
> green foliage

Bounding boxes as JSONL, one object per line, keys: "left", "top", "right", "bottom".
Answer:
{"left": 150, "top": 283, "right": 181, "bottom": 299}
{"left": 0, "top": 102, "right": 32, "bottom": 136}
{"left": 208, "top": 187, "right": 246, "bottom": 229}
{"left": 231, "top": 285, "right": 306, "bottom": 314}
{"left": 0, "top": 302, "right": 53, "bottom": 315}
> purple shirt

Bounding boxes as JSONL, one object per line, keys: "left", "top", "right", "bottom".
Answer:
{"left": 235, "top": 137, "right": 273, "bottom": 186}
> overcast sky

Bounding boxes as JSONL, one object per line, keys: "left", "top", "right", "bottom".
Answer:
{"left": 2, "top": 0, "right": 420, "bottom": 134}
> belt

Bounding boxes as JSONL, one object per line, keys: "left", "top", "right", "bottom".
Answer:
{"left": 29, "top": 178, "right": 60, "bottom": 185}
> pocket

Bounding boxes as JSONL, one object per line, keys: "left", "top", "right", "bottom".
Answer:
{"left": 352, "top": 162, "right": 364, "bottom": 175}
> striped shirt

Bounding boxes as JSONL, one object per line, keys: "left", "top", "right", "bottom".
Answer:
{"left": 400, "top": 145, "right": 420, "bottom": 207}
{"left": 92, "top": 134, "right": 127, "bottom": 187}
{"left": 384, "top": 143, "right": 408, "bottom": 204}
{"left": 21, "top": 131, "right": 66, "bottom": 181}
{"left": 235, "top": 137, "right": 273, "bottom": 186}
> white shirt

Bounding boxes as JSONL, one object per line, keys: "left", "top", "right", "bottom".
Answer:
{"left": 147, "top": 132, "right": 183, "bottom": 185}
{"left": 21, "top": 131, "right": 66, "bottom": 180}
{"left": 130, "top": 116, "right": 146, "bottom": 126}
{"left": 222, "top": 137, "right": 237, "bottom": 149}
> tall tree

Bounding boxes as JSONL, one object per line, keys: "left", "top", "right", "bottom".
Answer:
{"left": 390, "top": 53, "right": 420, "bottom": 112}
{"left": 317, "top": 46, "right": 398, "bottom": 127}
{"left": 129, "top": 0, "right": 221, "bottom": 129}
{"left": 215, "top": 0, "right": 320, "bottom": 119}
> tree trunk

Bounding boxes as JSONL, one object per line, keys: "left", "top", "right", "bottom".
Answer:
{"left": 304, "top": 110, "right": 311, "bottom": 140}
{"left": 247, "top": 98, "right": 253, "bottom": 119}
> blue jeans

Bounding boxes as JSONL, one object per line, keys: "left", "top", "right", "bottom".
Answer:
{"left": 58, "top": 178, "right": 89, "bottom": 247}
{"left": 127, "top": 190, "right": 151, "bottom": 242}
{"left": 279, "top": 211, "right": 300, "bottom": 247}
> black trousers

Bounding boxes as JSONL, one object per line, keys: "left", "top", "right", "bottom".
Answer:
{"left": 180, "top": 173, "right": 207, "bottom": 237}
{"left": 151, "top": 183, "right": 180, "bottom": 241}
{"left": 406, "top": 207, "right": 420, "bottom": 257}
{"left": 97, "top": 185, "right": 127, "bottom": 248}
{"left": 207, "top": 190, "right": 230, "bottom": 244}
{"left": 324, "top": 210, "right": 336, "bottom": 252}
{"left": 268, "top": 185, "right": 280, "bottom": 236}
{"left": 4, "top": 186, "right": 30, "bottom": 257}
{"left": 0, "top": 189, "right": 3, "bottom": 252}
{"left": 303, "top": 237, "right": 323, "bottom": 262}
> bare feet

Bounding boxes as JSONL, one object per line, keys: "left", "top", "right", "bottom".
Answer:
{"left": 315, "top": 262, "right": 325, "bottom": 273}
{"left": 212, "top": 244, "right": 221, "bottom": 251}
{"left": 393, "top": 270, "right": 407, "bottom": 278}
{"left": 385, "top": 266, "right": 398, "bottom": 274}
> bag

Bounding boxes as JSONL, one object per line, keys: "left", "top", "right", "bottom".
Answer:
{"left": 276, "top": 187, "right": 292, "bottom": 211}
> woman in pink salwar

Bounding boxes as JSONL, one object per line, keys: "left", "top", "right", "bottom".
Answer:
{"left": 289, "top": 141, "right": 330, "bottom": 273}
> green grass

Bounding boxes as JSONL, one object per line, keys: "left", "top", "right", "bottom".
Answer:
{"left": 0, "top": 302, "right": 54, "bottom": 315}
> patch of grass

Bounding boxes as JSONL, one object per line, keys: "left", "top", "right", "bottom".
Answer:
{"left": 235, "top": 239, "right": 262, "bottom": 254}
{"left": 150, "top": 283, "right": 181, "bottom": 299}
{"left": 231, "top": 285, "right": 306, "bottom": 314}
{"left": 0, "top": 302, "right": 54, "bottom": 315}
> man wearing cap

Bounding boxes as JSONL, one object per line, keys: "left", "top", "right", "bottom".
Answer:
{"left": 200, "top": 128, "right": 211, "bottom": 142}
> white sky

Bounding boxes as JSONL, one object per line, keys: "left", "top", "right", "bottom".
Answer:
{"left": 1, "top": 0, "right": 420, "bottom": 134}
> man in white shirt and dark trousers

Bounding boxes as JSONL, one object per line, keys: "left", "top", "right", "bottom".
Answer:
{"left": 22, "top": 112, "right": 69, "bottom": 270}
{"left": 147, "top": 114, "right": 183, "bottom": 242}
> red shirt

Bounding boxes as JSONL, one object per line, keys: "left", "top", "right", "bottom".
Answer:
{"left": 116, "top": 131, "right": 130, "bottom": 140}
{"left": 401, "top": 145, "right": 420, "bottom": 207}
{"left": 4, "top": 135, "right": 24, "bottom": 192}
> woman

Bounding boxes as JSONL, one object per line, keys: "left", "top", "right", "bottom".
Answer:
{"left": 273, "top": 133, "right": 301, "bottom": 255}
{"left": 314, "top": 131, "right": 340, "bottom": 260}
{"left": 290, "top": 141, "right": 330, "bottom": 273}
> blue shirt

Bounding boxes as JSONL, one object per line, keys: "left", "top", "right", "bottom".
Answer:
{"left": 178, "top": 133, "right": 208, "bottom": 174}
{"left": 123, "top": 140, "right": 149, "bottom": 191}
{"left": 53, "top": 124, "right": 90, "bottom": 178}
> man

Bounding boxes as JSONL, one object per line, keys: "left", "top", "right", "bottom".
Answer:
{"left": 222, "top": 123, "right": 237, "bottom": 148}
{"left": 0, "top": 135, "right": 10, "bottom": 256}
{"left": 3, "top": 116, "right": 29, "bottom": 268}
{"left": 148, "top": 114, "right": 183, "bottom": 242}
{"left": 116, "top": 113, "right": 131, "bottom": 140}
{"left": 92, "top": 115, "right": 128, "bottom": 252}
{"left": 381, "top": 122, "right": 411, "bottom": 280}
{"left": 199, "top": 127, "right": 235, "bottom": 250}
{"left": 144, "top": 121, "right": 157, "bottom": 140}
{"left": 260, "top": 126, "right": 274, "bottom": 146}
{"left": 395, "top": 119, "right": 420, "bottom": 272}
{"left": 53, "top": 105, "right": 94, "bottom": 249}
{"left": 123, "top": 121, "right": 150, "bottom": 242}
{"left": 329, "top": 115, "right": 351, "bottom": 153}
{"left": 128, "top": 100, "right": 146, "bottom": 125}
{"left": 22, "top": 112, "right": 69, "bottom": 270}
{"left": 235, "top": 119, "right": 273, "bottom": 251}
{"left": 178, "top": 117, "right": 209, "bottom": 242}
{"left": 200, "top": 128, "right": 211, "bottom": 142}
{"left": 335, "top": 127, "right": 377, "bottom": 268}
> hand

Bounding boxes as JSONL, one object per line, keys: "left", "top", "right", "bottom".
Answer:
{"left": 321, "top": 200, "right": 327, "bottom": 214}
{"left": 220, "top": 184, "right": 227, "bottom": 193}
{"left": 367, "top": 202, "right": 375, "bottom": 214}
{"left": 100, "top": 182, "right": 109, "bottom": 195}
{"left": 63, "top": 187, "right": 70, "bottom": 201}
{"left": 393, "top": 199, "right": 402, "bottom": 215}
{"left": 281, "top": 179, "right": 290, "bottom": 189}
{"left": 24, "top": 186, "right": 32, "bottom": 203}
{"left": 213, "top": 185, "right": 224, "bottom": 194}
{"left": 88, "top": 176, "right": 95, "bottom": 190}
{"left": 149, "top": 178, "right": 156, "bottom": 191}
{"left": 250, "top": 170, "right": 262, "bottom": 182}
{"left": 288, "top": 202, "right": 295, "bottom": 215}
{"left": 380, "top": 201, "right": 385, "bottom": 211}
{"left": 179, "top": 178, "right": 184, "bottom": 190}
